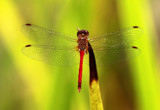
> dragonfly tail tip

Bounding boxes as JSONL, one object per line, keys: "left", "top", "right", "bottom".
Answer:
{"left": 78, "top": 87, "right": 81, "bottom": 92}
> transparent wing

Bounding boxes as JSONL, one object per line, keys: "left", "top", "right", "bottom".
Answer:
{"left": 21, "top": 24, "right": 77, "bottom": 45}
{"left": 84, "top": 45, "right": 141, "bottom": 66}
{"left": 22, "top": 44, "right": 80, "bottom": 66}
{"left": 89, "top": 26, "right": 143, "bottom": 50}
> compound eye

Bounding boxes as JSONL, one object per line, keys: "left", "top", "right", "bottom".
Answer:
{"left": 85, "top": 31, "right": 89, "bottom": 36}
{"left": 77, "top": 31, "right": 81, "bottom": 36}
{"left": 83, "top": 30, "right": 89, "bottom": 36}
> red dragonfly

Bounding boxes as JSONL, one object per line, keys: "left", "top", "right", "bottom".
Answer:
{"left": 21, "top": 24, "right": 142, "bottom": 92}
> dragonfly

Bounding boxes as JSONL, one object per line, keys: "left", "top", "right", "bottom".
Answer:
{"left": 21, "top": 24, "right": 142, "bottom": 92}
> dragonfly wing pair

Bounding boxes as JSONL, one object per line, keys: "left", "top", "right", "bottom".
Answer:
{"left": 22, "top": 24, "right": 80, "bottom": 66}
{"left": 86, "top": 26, "right": 142, "bottom": 66}
{"left": 22, "top": 24, "right": 143, "bottom": 66}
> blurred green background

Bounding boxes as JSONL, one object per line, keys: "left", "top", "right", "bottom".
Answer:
{"left": 0, "top": 0, "right": 160, "bottom": 110}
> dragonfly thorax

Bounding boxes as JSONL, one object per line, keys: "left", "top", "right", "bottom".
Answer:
{"left": 77, "top": 37, "right": 88, "bottom": 53}
{"left": 77, "top": 29, "right": 89, "bottom": 53}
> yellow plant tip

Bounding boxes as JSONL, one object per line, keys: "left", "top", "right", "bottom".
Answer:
{"left": 90, "top": 78, "right": 98, "bottom": 86}
{"left": 89, "top": 80, "right": 104, "bottom": 110}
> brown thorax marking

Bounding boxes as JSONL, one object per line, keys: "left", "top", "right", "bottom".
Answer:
{"left": 77, "top": 28, "right": 89, "bottom": 54}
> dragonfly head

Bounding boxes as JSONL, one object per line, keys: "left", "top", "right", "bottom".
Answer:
{"left": 77, "top": 29, "right": 89, "bottom": 38}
